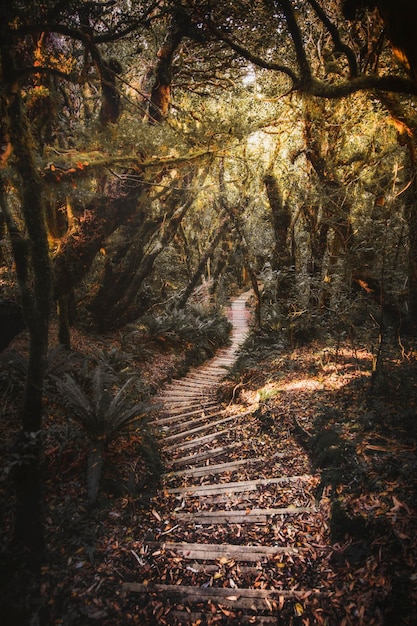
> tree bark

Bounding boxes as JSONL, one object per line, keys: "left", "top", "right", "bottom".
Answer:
{"left": 147, "top": 11, "right": 187, "bottom": 123}
{"left": 1, "top": 38, "right": 52, "bottom": 568}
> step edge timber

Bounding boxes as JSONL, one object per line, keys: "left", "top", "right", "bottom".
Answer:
{"left": 170, "top": 612, "right": 277, "bottom": 625}
{"left": 175, "top": 506, "right": 317, "bottom": 523}
{"left": 161, "top": 409, "right": 253, "bottom": 443}
{"left": 155, "top": 400, "right": 218, "bottom": 414}
{"left": 149, "top": 405, "right": 223, "bottom": 426}
{"left": 164, "top": 456, "right": 264, "bottom": 478}
{"left": 167, "top": 474, "right": 313, "bottom": 494}
{"left": 161, "top": 398, "right": 217, "bottom": 407}
{"left": 121, "top": 582, "right": 322, "bottom": 599}
{"left": 151, "top": 408, "right": 227, "bottom": 431}
{"left": 161, "top": 414, "right": 238, "bottom": 442}
{"left": 156, "top": 409, "right": 229, "bottom": 435}
{"left": 170, "top": 442, "right": 244, "bottom": 466}
{"left": 162, "top": 426, "right": 241, "bottom": 452}
{"left": 148, "top": 541, "right": 300, "bottom": 558}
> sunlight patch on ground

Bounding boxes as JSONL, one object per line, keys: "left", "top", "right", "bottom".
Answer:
{"left": 277, "top": 378, "right": 324, "bottom": 392}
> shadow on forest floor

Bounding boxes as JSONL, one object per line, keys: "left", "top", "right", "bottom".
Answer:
{"left": 1, "top": 316, "right": 417, "bottom": 625}
{"left": 226, "top": 328, "right": 417, "bottom": 624}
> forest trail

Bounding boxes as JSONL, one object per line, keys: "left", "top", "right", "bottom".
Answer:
{"left": 122, "top": 291, "right": 328, "bottom": 624}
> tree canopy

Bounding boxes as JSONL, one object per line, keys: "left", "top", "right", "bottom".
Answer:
{"left": 2, "top": 0, "right": 417, "bottom": 622}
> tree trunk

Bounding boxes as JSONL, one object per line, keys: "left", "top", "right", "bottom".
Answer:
{"left": 1, "top": 38, "right": 52, "bottom": 570}
{"left": 87, "top": 441, "right": 105, "bottom": 506}
{"left": 263, "top": 172, "right": 292, "bottom": 271}
{"left": 147, "top": 11, "right": 187, "bottom": 123}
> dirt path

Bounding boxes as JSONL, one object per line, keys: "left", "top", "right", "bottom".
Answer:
{"left": 122, "top": 292, "right": 328, "bottom": 624}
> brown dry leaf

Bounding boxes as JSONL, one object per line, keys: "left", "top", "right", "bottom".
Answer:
{"left": 151, "top": 509, "right": 161, "bottom": 521}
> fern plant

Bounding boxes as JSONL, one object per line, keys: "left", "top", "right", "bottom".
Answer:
{"left": 55, "top": 364, "right": 152, "bottom": 505}
{"left": 141, "top": 308, "right": 232, "bottom": 359}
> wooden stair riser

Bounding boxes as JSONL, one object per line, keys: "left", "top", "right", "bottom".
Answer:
{"left": 147, "top": 542, "right": 300, "bottom": 560}
{"left": 170, "top": 442, "right": 245, "bottom": 467}
{"left": 156, "top": 408, "right": 229, "bottom": 435}
{"left": 167, "top": 475, "right": 313, "bottom": 496}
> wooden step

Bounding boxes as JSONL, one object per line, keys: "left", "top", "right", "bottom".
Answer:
{"left": 161, "top": 414, "right": 238, "bottom": 443}
{"left": 161, "top": 398, "right": 215, "bottom": 407}
{"left": 170, "top": 442, "right": 244, "bottom": 467}
{"left": 161, "top": 410, "right": 253, "bottom": 443}
{"left": 175, "top": 507, "right": 316, "bottom": 524}
{"left": 165, "top": 379, "right": 209, "bottom": 389}
{"left": 167, "top": 475, "right": 313, "bottom": 496}
{"left": 159, "top": 390, "right": 206, "bottom": 400}
{"left": 185, "top": 371, "right": 221, "bottom": 380}
{"left": 157, "top": 408, "right": 228, "bottom": 435}
{"left": 159, "top": 400, "right": 218, "bottom": 412}
{"left": 150, "top": 542, "right": 299, "bottom": 560}
{"left": 165, "top": 457, "right": 264, "bottom": 478}
{"left": 122, "top": 583, "right": 320, "bottom": 609}
{"left": 171, "top": 612, "right": 277, "bottom": 625}
{"left": 163, "top": 425, "right": 244, "bottom": 453}
{"left": 149, "top": 405, "right": 221, "bottom": 426}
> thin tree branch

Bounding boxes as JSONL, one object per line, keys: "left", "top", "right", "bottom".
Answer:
{"left": 306, "top": 0, "right": 358, "bottom": 78}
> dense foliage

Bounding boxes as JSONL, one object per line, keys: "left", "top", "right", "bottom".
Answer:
{"left": 1, "top": 1, "right": 417, "bottom": 624}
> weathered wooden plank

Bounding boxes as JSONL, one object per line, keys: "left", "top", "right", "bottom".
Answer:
{"left": 162, "top": 426, "right": 242, "bottom": 453}
{"left": 161, "top": 410, "right": 252, "bottom": 443}
{"left": 158, "top": 409, "right": 228, "bottom": 435}
{"left": 205, "top": 492, "right": 311, "bottom": 506}
{"left": 167, "top": 475, "right": 313, "bottom": 495}
{"left": 160, "top": 402, "right": 218, "bottom": 413}
{"left": 150, "top": 542, "right": 299, "bottom": 560}
{"left": 161, "top": 398, "right": 215, "bottom": 407}
{"left": 159, "top": 392, "right": 206, "bottom": 401}
{"left": 161, "top": 414, "right": 237, "bottom": 443}
{"left": 185, "top": 371, "right": 221, "bottom": 379}
{"left": 171, "top": 612, "right": 277, "bottom": 625}
{"left": 170, "top": 442, "right": 244, "bottom": 467}
{"left": 122, "top": 583, "right": 320, "bottom": 607}
{"left": 175, "top": 507, "right": 316, "bottom": 524}
{"left": 156, "top": 399, "right": 218, "bottom": 413}
{"left": 165, "top": 457, "right": 263, "bottom": 478}
{"left": 165, "top": 379, "right": 210, "bottom": 389}
{"left": 148, "top": 405, "right": 223, "bottom": 427}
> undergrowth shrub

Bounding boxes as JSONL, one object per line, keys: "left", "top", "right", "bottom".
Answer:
{"left": 136, "top": 306, "right": 232, "bottom": 365}
{"left": 54, "top": 363, "right": 153, "bottom": 506}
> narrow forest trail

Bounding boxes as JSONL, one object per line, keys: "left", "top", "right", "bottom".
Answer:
{"left": 122, "top": 291, "right": 330, "bottom": 624}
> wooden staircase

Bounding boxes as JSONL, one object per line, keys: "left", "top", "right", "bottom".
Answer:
{"left": 122, "top": 292, "right": 328, "bottom": 624}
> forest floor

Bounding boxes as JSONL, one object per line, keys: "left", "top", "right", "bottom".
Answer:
{"left": 1, "top": 298, "right": 417, "bottom": 625}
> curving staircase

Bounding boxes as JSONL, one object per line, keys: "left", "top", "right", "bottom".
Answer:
{"left": 122, "top": 291, "right": 328, "bottom": 624}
